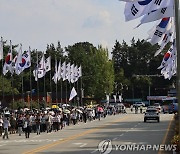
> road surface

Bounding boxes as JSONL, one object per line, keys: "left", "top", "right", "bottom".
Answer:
{"left": 0, "top": 111, "right": 174, "bottom": 154}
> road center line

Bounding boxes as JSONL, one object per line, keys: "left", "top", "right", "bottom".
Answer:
{"left": 158, "top": 116, "right": 174, "bottom": 154}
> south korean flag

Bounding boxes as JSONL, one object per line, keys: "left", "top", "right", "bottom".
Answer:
{"left": 124, "top": 0, "right": 173, "bottom": 21}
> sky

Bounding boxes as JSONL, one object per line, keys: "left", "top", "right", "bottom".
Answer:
{"left": 0, "top": 0, "right": 155, "bottom": 57}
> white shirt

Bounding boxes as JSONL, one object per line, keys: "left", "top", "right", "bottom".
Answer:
{"left": 3, "top": 118, "right": 10, "bottom": 129}
{"left": 0, "top": 118, "right": 3, "bottom": 126}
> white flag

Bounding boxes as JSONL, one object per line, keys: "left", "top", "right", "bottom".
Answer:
{"left": 52, "top": 58, "right": 58, "bottom": 84}
{"left": 136, "top": 6, "right": 174, "bottom": 27}
{"left": 69, "top": 87, "right": 77, "bottom": 101}
{"left": 3, "top": 40, "right": 13, "bottom": 75}
{"left": 113, "top": 95, "right": 117, "bottom": 103}
{"left": 70, "top": 64, "right": 74, "bottom": 83}
{"left": 73, "top": 65, "right": 79, "bottom": 83}
{"left": 45, "top": 56, "right": 51, "bottom": 73}
{"left": 65, "top": 63, "right": 71, "bottom": 80}
{"left": 124, "top": 0, "right": 173, "bottom": 21}
{"left": 0, "top": 37, "right": 3, "bottom": 60}
{"left": 57, "top": 60, "right": 61, "bottom": 81}
{"left": 106, "top": 95, "right": 110, "bottom": 104}
{"left": 77, "top": 65, "right": 82, "bottom": 78}
{"left": 61, "top": 62, "right": 66, "bottom": 81}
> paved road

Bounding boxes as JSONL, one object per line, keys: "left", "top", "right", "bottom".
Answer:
{"left": 0, "top": 112, "right": 174, "bottom": 154}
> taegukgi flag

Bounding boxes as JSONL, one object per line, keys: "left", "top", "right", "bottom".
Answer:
{"left": 15, "top": 44, "right": 23, "bottom": 75}
{"left": 136, "top": 6, "right": 174, "bottom": 28}
{"left": 3, "top": 40, "right": 13, "bottom": 75}
{"left": 124, "top": 0, "right": 173, "bottom": 21}
{"left": 154, "top": 23, "right": 175, "bottom": 56}
{"left": 0, "top": 37, "right": 3, "bottom": 60}
{"left": 149, "top": 17, "right": 172, "bottom": 45}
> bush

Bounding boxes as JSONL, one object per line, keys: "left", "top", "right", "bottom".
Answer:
{"left": 171, "top": 113, "right": 179, "bottom": 152}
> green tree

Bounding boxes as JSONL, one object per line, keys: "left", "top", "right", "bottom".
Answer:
{"left": 66, "top": 42, "right": 115, "bottom": 100}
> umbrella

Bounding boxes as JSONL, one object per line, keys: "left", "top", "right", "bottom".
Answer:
{"left": 63, "top": 109, "right": 70, "bottom": 114}
{"left": 76, "top": 109, "right": 83, "bottom": 114}
{"left": 98, "top": 107, "right": 104, "bottom": 112}
{"left": 62, "top": 104, "right": 70, "bottom": 107}
{"left": 52, "top": 105, "right": 59, "bottom": 109}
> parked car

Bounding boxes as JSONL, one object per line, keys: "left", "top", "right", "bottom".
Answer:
{"left": 144, "top": 108, "right": 160, "bottom": 122}
{"left": 154, "top": 103, "right": 161, "bottom": 113}
{"left": 133, "top": 102, "right": 145, "bottom": 107}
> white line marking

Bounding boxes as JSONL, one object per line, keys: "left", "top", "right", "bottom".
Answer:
{"left": 0, "top": 144, "right": 6, "bottom": 147}
{"left": 112, "top": 138, "right": 117, "bottom": 140}
{"left": 33, "top": 135, "right": 41, "bottom": 138}
{"left": 119, "top": 134, "right": 124, "bottom": 136}
{"left": 91, "top": 149, "right": 98, "bottom": 153}
{"left": 80, "top": 143, "right": 87, "bottom": 147}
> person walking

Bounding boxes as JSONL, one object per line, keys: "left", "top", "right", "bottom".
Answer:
{"left": 0, "top": 115, "right": 3, "bottom": 137}
{"left": 24, "top": 114, "right": 31, "bottom": 138}
{"left": 17, "top": 115, "right": 24, "bottom": 136}
{"left": 35, "top": 113, "right": 41, "bottom": 135}
{"left": 3, "top": 117, "right": 10, "bottom": 139}
{"left": 140, "top": 105, "right": 143, "bottom": 114}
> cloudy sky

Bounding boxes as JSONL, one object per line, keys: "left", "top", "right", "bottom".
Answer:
{"left": 0, "top": 0, "right": 154, "bottom": 56}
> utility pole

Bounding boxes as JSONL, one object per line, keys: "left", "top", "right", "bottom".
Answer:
{"left": 174, "top": 0, "right": 180, "bottom": 126}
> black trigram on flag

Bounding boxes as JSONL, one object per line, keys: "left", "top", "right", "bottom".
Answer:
{"left": 131, "top": 4, "right": 138, "bottom": 16}
{"left": 169, "top": 47, "right": 173, "bottom": 53}
{"left": 162, "top": 34, "right": 168, "bottom": 42}
{"left": 161, "top": 7, "right": 167, "bottom": 14}
{"left": 154, "top": 0, "right": 162, "bottom": 5}
{"left": 154, "top": 30, "right": 163, "bottom": 37}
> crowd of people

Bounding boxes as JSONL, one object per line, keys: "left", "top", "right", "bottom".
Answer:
{"left": 0, "top": 104, "right": 126, "bottom": 139}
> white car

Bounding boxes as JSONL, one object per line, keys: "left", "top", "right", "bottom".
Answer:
{"left": 133, "top": 102, "right": 145, "bottom": 107}
{"left": 154, "top": 103, "right": 161, "bottom": 113}
{"left": 144, "top": 108, "right": 160, "bottom": 122}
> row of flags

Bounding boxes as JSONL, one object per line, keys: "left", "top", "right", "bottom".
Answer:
{"left": 106, "top": 94, "right": 122, "bottom": 103}
{"left": 121, "top": 0, "right": 177, "bottom": 79}
{"left": 51, "top": 59, "right": 82, "bottom": 84}
{"left": 0, "top": 39, "right": 82, "bottom": 83}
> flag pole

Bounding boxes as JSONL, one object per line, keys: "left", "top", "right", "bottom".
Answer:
{"left": 55, "top": 56, "right": 58, "bottom": 106}
{"left": 66, "top": 80, "right": 68, "bottom": 107}
{"left": 21, "top": 72, "right": 24, "bottom": 104}
{"left": 80, "top": 76, "right": 83, "bottom": 107}
{"left": 36, "top": 49, "right": 40, "bottom": 109}
{"left": 43, "top": 52, "right": 46, "bottom": 108}
{"left": 174, "top": 0, "right": 180, "bottom": 125}
{"left": 29, "top": 47, "right": 32, "bottom": 110}
{"left": 11, "top": 74, "right": 15, "bottom": 109}
{"left": 20, "top": 44, "right": 24, "bottom": 105}
{"left": 49, "top": 55, "right": 52, "bottom": 107}
{"left": 76, "top": 80, "right": 79, "bottom": 107}
{"left": 60, "top": 79, "right": 62, "bottom": 105}
{"left": 1, "top": 37, "right": 5, "bottom": 101}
